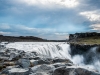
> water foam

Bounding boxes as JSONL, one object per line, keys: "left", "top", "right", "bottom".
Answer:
{"left": 6, "top": 42, "right": 71, "bottom": 59}
{"left": 6, "top": 42, "right": 100, "bottom": 72}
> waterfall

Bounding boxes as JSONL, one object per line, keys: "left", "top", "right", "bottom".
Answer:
{"left": 6, "top": 42, "right": 71, "bottom": 59}
{"left": 6, "top": 42, "right": 100, "bottom": 72}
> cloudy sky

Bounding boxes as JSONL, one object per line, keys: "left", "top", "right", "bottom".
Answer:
{"left": 0, "top": 0, "right": 100, "bottom": 40}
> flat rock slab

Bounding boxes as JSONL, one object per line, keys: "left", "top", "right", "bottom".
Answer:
{"left": 8, "top": 68, "right": 29, "bottom": 75}
{"left": 31, "top": 64, "right": 55, "bottom": 73}
{"left": 1, "top": 68, "right": 29, "bottom": 75}
{"left": 29, "top": 72, "right": 49, "bottom": 75}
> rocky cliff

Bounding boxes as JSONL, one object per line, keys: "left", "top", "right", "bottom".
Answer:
{"left": 69, "top": 32, "right": 100, "bottom": 41}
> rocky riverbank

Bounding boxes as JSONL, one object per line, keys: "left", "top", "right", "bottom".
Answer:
{"left": 0, "top": 42, "right": 100, "bottom": 75}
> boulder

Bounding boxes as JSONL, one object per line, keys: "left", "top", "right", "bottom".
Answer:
{"left": 9, "top": 53, "right": 17, "bottom": 60}
{"left": 18, "top": 58, "right": 30, "bottom": 68}
{"left": 0, "top": 52, "right": 5, "bottom": 56}
{"left": 53, "top": 67, "right": 100, "bottom": 75}
{"left": 30, "top": 60, "right": 38, "bottom": 66}
{"left": 31, "top": 64, "right": 55, "bottom": 74}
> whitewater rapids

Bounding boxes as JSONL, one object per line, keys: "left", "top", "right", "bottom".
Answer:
{"left": 6, "top": 42, "right": 71, "bottom": 59}
{"left": 5, "top": 42, "right": 100, "bottom": 72}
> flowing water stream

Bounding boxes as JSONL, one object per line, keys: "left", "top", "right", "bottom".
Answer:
{"left": 5, "top": 42, "right": 100, "bottom": 72}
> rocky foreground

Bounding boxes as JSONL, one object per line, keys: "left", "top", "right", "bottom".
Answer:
{"left": 0, "top": 43, "right": 100, "bottom": 75}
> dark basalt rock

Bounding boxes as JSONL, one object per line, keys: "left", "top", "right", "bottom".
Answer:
{"left": 32, "top": 56, "right": 41, "bottom": 60}
{"left": 53, "top": 58, "right": 72, "bottom": 64}
{"left": 38, "top": 59, "right": 52, "bottom": 64}
{"left": 65, "top": 63, "right": 73, "bottom": 66}
{"left": 53, "top": 67, "right": 100, "bottom": 75}
{"left": 70, "top": 43, "right": 100, "bottom": 64}
{"left": 70, "top": 43, "right": 100, "bottom": 56}
{"left": 53, "top": 67, "right": 66, "bottom": 75}
{"left": 96, "top": 46, "right": 100, "bottom": 53}
{"left": 69, "top": 32, "right": 100, "bottom": 41}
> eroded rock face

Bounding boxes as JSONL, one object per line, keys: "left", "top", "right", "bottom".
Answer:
{"left": 69, "top": 32, "right": 100, "bottom": 41}
{"left": 53, "top": 67, "right": 100, "bottom": 75}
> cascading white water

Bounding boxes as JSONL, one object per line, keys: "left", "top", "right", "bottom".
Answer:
{"left": 5, "top": 42, "right": 100, "bottom": 72}
{"left": 6, "top": 42, "right": 71, "bottom": 59}
{"left": 71, "top": 55, "right": 84, "bottom": 65}
{"left": 71, "top": 46, "right": 100, "bottom": 73}
{"left": 86, "top": 47, "right": 100, "bottom": 72}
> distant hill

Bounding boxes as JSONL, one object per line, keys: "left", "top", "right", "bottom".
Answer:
{"left": 0, "top": 35, "right": 47, "bottom": 42}
{"left": 0, "top": 35, "right": 66, "bottom": 42}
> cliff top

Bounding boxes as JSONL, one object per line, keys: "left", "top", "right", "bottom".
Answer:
{"left": 69, "top": 32, "right": 100, "bottom": 45}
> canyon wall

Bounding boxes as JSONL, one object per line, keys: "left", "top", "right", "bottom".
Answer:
{"left": 69, "top": 32, "right": 100, "bottom": 41}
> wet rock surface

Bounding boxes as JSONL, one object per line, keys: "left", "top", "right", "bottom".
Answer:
{"left": 0, "top": 42, "right": 100, "bottom": 75}
{"left": 53, "top": 67, "right": 100, "bottom": 75}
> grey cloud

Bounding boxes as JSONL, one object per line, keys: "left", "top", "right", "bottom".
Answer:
{"left": 0, "top": 23, "right": 11, "bottom": 29}
{"left": 0, "top": 31, "right": 11, "bottom": 35}
{"left": 0, "top": 0, "right": 90, "bottom": 33}
{"left": 0, "top": 0, "right": 100, "bottom": 39}
{"left": 90, "top": 24, "right": 100, "bottom": 32}
{"left": 0, "top": 23, "right": 65, "bottom": 39}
